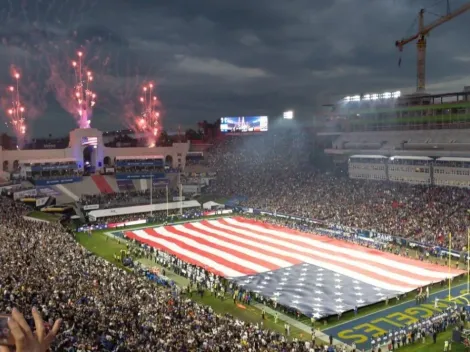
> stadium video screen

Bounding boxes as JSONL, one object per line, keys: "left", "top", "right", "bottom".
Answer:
{"left": 81, "top": 137, "right": 98, "bottom": 147}
{"left": 220, "top": 116, "right": 268, "bottom": 133}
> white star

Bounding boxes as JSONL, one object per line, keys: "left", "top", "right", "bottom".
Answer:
{"left": 300, "top": 273, "right": 307, "bottom": 276}
{"left": 261, "top": 281, "right": 268, "bottom": 285}
{"left": 353, "top": 280, "right": 359, "bottom": 284}
{"left": 314, "top": 297, "right": 322, "bottom": 302}
{"left": 297, "top": 283, "right": 304, "bottom": 287}
{"left": 295, "top": 288, "right": 303, "bottom": 292}
{"left": 264, "top": 276, "right": 271, "bottom": 280}
{"left": 258, "top": 286, "right": 265, "bottom": 289}
{"left": 317, "top": 278, "right": 323, "bottom": 281}
{"left": 334, "top": 278, "right": 342, "bottom": 283}
{"left": 243, "top": 280, "right": 251, "bottom": 284}
{"left": 335, "top": 298, "right": 343, "bottom": 303}
{"left": 313, "top": 303, "right": 322, "bottom": 307}
{"left": 335, "top": 285, "right": 342, "bottom": 289}
{"left": 314, "top": 290, "right": 323, "bottom": 294}
{"left": 334, "top": 273, "right": 340, "bottom": 277}
{"left": 313, "top": 313, "right": 322, "bottom": 319}
{"left": 283, "top": 272, "right": 290, "bottom": 276}
{"left": 298, "top": 277, "right": 306, "bottom": 281}
{"left": 334, "top": 292, "right": 342, "bottom": 296}
{"left": 315, "top": 283, "right": 323, "bottom": 287}
{"left": 373, "top": 287, "right": 382, "bottom": 291}
{"left": 336, "top": 305, "right": 344, "bottom": 311}
{"left": 301, "top": 268, "right": 308, "bottom": 272}
{"left": 285, "top": 267, "right": 291, "bottom": 271}
{"left": 292, "top": 300, "right": 299, "bottom": 304}
{"left": 317, "top": 268, "right": 324, "bottom": 272}
{"left": 302, "top": 263, "right": 310, "bottom": 267}
{"left": 281, "top": 277, "right": 288, "bottom": 281}
{"left": 279, "top": 282, "right": 286, "bottom": 286}
{"left": 294, "top": 295, "right": 302, "bottom": 299}
{"left": 317, "top": 273, "right": 324, "bottom": 277}
{"left": 273, "top": 292, "right": 281, "bottom": 297}
{"left": 354, "top": 286, "right": 362, "bottom": 290}
{"left": 357, "top": 299, "right": 365, "bottom": 304}
{"left": 355, "top": 292, "right": 363, "bottom": 296}
{"left": 267, "top": 271, "right": 273, "bottom": 275}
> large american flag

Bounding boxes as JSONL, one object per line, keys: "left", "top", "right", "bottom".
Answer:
{"left": 125, "top": 217, "right": 463, "bottom": 318}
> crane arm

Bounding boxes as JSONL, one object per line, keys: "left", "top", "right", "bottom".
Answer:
{"left": 396, "top": 2, "right": 470, "bottom": 49}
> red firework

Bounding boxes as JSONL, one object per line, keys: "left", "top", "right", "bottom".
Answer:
{"left": 5, "top": 71, "right": 26, "bottom": 138}
{"left": 72, "top": 51, "right": 96, "bottom": 128}
{"left": 136, "top": 82, "right": 161, "bottom": 145}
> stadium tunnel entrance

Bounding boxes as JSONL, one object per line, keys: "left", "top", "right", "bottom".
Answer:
{"left": 83, "top": 145, "right": 96, "bottom": 175}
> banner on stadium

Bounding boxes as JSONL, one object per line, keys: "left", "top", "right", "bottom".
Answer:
{"left": 34, "top": 177, "right": 82, "bottom": 186}
{"left": 107, "top": 219, "right": 147, "bottom": 228}
{"left": 182, "top": 185, "right": 199, "bottom": 193}
{"left": 115, "top": 173, "right": 166, "bottom": 180}
{"left": 83, "top": 204, "right": 100, "bottom": 211}
{"left": 13, "top": 189, "right": 37, "bottom": 200}
{"left": 173, "top": 196, "right": 185, "bottom": 201}
{"left": 35, "top": 197, "right": 49, "bottom": 207}
{"left": 77, "top": 223, "right": 107, "bottom": 232}
{"left": 153, "top": 179, "right": 170, "bottom": 187}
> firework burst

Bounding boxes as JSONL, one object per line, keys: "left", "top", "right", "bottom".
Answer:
{"left": 136, "top": 82, "right": 161, "bottom": 146}
{"left": 72, "top": 51, "right": 96, "bottom": 128}
{"left": 4, "top": 71, "right": 26, "bottom": 141}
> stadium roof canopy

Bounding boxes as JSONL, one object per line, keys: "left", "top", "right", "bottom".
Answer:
{"left": 436, "top": 157, "right": 470, "bottom": 162}
{"left": 350, "top": 155, "right": 387, "bottom": 159}
{"left": 20, "top": 157, "right": 78, "bottom": 164}
{"left": 115, "top": 155, "right": 164, "bottom": 160}
{"left": 390, "top": 155, "right": 432, "bottom": 160}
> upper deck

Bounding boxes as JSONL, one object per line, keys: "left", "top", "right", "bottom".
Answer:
{"left": 317, "top": 90, "right": 470, "bottom": 132}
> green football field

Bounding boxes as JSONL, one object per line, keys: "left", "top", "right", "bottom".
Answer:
{"left": 74, "top": 219, "right": 470, "bottom": 351}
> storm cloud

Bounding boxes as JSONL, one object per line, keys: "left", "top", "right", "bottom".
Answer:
{"left": 0, "top": 0, "right": 469, "bottom": 136}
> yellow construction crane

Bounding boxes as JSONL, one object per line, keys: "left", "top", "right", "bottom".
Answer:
{"left": 395, "top": 1, "right": 470, "bottom": 93}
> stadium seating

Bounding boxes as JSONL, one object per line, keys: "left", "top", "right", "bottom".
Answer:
{"left": 333, "top": 129, "right": 470, "bottom": 151}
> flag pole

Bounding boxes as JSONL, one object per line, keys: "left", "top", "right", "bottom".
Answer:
{"left": 448, "top": 232, "right": 452, "bottom": 300}
{"left": 467, "top": 228, "right": 469, "bottom": 293}
{"left": 166, "top": 184, "right": 169, "bottom": 217}
{"left": 150, "top": 174, "right": 153, "bottom": 216}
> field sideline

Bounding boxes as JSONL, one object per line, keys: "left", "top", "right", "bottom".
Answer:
{"left": 75, "top": 217, "right": 469, "bottom": 351}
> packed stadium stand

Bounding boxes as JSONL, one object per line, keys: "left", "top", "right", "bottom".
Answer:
{"left": 4, "top": 114, "right": 470, "bottom": 351}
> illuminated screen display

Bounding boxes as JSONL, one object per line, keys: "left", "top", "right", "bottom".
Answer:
{"left": 220, "top": 116, "right": 268, "bottom": 133}
{"left": 81, "top": 137, "right": 98, "bottom": 146}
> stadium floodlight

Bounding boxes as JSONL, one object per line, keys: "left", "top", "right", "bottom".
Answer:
{"left": 371, "top": 94, "right": 379, "bottom": 100}
{"left": 351, "top": 95, "right": 360, "bottom": 102}
{"left": 392, "top": 91, "right": 401, "bottom": 98}
{"left": 283, "top": 110, "right": 294, "bottom": 119}
{"left": 382, "top": 92, "right": 391, "bottom": 99}
{"left": 343, "top": 96, "right": 351, "bottom": 102}
{"left": 363, "top": 94, "right": 371, "bottom": 101}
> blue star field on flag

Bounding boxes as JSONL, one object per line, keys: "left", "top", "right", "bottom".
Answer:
{"left": 232, "top": 263, "right": 401, "bottom": 318}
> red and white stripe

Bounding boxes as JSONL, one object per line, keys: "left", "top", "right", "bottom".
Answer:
{"left": 125, "top": 217, "right": 464, "bottom": 293}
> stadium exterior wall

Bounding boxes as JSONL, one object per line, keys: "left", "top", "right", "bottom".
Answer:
{"left": 0, "top": 128, "right": 190, "bottom": 172}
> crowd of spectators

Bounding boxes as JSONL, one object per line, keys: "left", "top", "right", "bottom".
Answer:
{"left": 1, "top": 195, "right": 329, "bottom": 351}
{"left": 80, "top": 188, "right": 171, "bottom": 209}
{"left": 205, "top": 130, "right": 470, "bottom": 250}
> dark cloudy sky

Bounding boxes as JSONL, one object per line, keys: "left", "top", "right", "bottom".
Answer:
{"left": 1, "top": 0, "right": 470, "bottom": 137}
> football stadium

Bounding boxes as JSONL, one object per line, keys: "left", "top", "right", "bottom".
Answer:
{"left": 4, "top": 1, "right": 470, "bottom": 352}
{"left": 2, "top": 110, "right": 470, "bottom": 351}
